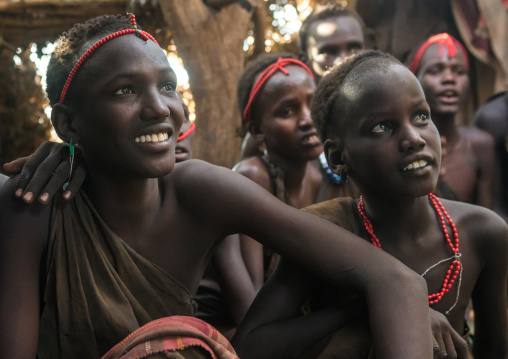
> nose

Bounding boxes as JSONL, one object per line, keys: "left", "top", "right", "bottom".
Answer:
{"left": 441, "top": 67, "right": 456, "bottom": 83}
{"left": 140, "top": 88, "right": 170, "bottom": 122}
{"left": 299, "top": 105, "right": 313, "bottom": 129}
{"left": 399, "top": 125, "right": 426, "bottom": 152}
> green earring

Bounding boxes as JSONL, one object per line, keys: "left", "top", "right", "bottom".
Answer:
{"left": 63, "top": 138, "right": 75, "bottom": 191}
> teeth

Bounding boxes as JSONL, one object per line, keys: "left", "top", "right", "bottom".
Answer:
{"left": 403, "top": 160, "right": 428, "bottom": 171}
{"left": 134, "top": 132, "right": 168, "bottom": 144}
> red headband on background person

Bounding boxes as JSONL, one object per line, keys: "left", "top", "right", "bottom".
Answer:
{"left": 408, "top": 33, "right": 469, "bottom": 75}
{"left": 59, "top": 14, "right": 159, "bottom": 103}
{"left": 178, "top": 122, "right": 195, "bottom": 141}
{"left": 242, "top": 57, "right": 314, "bottom": 123}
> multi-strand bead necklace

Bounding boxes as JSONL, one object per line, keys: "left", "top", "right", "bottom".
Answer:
{"left": 358, "top": 193, "right": 462, "bottom": 314}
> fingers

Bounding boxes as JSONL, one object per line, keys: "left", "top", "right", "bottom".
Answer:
{"left": 58, "top": 162, "right": 86, "bottom": 202}
{"left": 450, "top": 329, "right": 469, "bottom": 358}
{"left": 13, "top": 142, "right": 54, "bottom": 199}
{"left": 2, "top": 156, "right": 29, "bottom": 174}
{"left": 36, "top": 161, "right": 70, "bottom": 204}
{"left": 433, "top": 329, "right": 447, "bottom": 358}
{"left": 442, "top": 330, "right": 458, "bottom": 359}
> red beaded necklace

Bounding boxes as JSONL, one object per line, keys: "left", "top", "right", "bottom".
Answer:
{"left": 358, "top": 193, "right": 462, "bottom": 308}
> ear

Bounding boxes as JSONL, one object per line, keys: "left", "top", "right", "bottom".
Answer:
{"left": 323, "top": 138, "right": 345, "bottom": 173}
{"left": 248, "top": 121, "right": 265, "bottom": 142}
{"left": 51, "top": 103, "right": 79, "bottom": 144}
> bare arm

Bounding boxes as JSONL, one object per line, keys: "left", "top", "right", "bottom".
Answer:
{"left": 212, "top": 234, "right": 259, "bottom": 325}
{"left": 212, "top": 158, "right": 274, "bottom": 325}
{"left": 0, "top": 177, "right": 50, "bottom": 358}
{"left": 233, "top": 256, "right": 365, "bottom": 359}
{"left": 470, "top": 211, "right": 508, "bottom": 357}
{"left": 176, "top": 160, "right": 433, "bottom": 358}
{"left": 473, "top": 130, "right": 497, "bottom": 209}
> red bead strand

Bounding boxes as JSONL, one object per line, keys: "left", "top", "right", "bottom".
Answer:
{"left": 358, "top": 193, "right": 461, "bottom": 306}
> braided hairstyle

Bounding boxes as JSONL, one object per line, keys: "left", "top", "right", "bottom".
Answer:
{"left": 311, "top": 50, "right": 401, "bottom": 142}
{"left": 46, "top": 14, "right": 133, "bottom": 106}
{"left": 236, "top": 52, "right": 298, "bottom": 136}
{"left": 299, "top": 2, "right": 366, "bottom": 56}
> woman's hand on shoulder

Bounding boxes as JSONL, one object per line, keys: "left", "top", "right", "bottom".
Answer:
{"left": 2, "top": 141, "right": 86, "bottom": 204}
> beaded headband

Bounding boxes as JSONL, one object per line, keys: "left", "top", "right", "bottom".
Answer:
{"left": 242, "top": 57, "right": 314, "bottom": 123}
{"left": 408, "top": 33, "right": 469, "bottom": 75}
{"left": 178, "top": 122, "right": 196, "bottom": 141}
{"left": 59, "top": 14, "right": 159, "bottom": 104}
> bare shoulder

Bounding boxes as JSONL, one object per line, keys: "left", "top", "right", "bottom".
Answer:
{"left": 0, "top": 175, "right": 50, "bottom": 252}
{"left": 232, "top": 156, "right": 272, "bottom": 189}
{"left": 440, "top": 198, "right": 508, "bottom": 256}
{"left": 458, "top": 126, "right": 495, "bottom": 150}
{"left": 165, "top": 159, "right": 269, "bottom": 211}
{"left": 474, "top": 93, "right": 508, "bottom": 126}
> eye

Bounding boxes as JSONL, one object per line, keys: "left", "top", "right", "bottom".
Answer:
{"left": 161, "top": 82, "right": 176, "bottom": 93}
{"left": 371, "top": 122, "right": 391, "bottom": 133}
{"left": 280, "top": 107, "right": 294, "bottom": 118}
{"left": 114, "top": 87, "right": 135, "bottom": 95}
{"left": 413, "top": 113, "right": 429, "bottom": 125}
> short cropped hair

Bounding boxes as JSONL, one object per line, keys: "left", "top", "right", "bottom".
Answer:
{"left": 311, "top": 50, "right": 400, "bottom": 142}
{"left": 46, "top": 14, "right": 133, "bottom": 106}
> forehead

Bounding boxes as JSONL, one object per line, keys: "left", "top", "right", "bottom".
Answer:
{"left": 419, "top": 42, "right": 467, "bottom": 69}
{"left": 258, "top": 65, "right": 315, "bottom": 96}
{"left": 78, "top": 34, "right": 173, "bottom": 83}
{"left": 308, "top": 15, "right": 363, "bottom": 45}
{"left": 344, "top": 64, "right": 426, "bottom": 116}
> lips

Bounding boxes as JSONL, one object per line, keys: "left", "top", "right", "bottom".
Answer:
{"left": 437, "top": 89, "right": 459, "bottom": 104}
{"left": 301, "top": 132, "right": 321, "bottom": 146}
{"left": 175, "top": 145, "right": 189, "bottom": 162}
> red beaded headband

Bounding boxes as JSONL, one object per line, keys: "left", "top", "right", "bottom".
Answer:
{"left": 59, "top": 14, "right": 159, "bottom": 103}
{"left": 408, "top": 33, "right": 469, "bottom": 75}
{"left": 242, "top": 57, "right": 314, "bottom": 123}
{"left": 177, "top": 122, "right": 196, "bottom": 141}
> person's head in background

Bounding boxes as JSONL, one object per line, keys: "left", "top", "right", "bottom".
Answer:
{"left": 299, "top": 2, "right": 366, "bottom": 82}
{"left": 407, "top": 33, "right": 470, "bottom": 125}
{"left": 175, "top": 101, "right": 195, "bottom": 163}
{"left": 237, "top": 53, "right": 322, "bottom": 165}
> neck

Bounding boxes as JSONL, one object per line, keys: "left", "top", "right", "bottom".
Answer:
{"left": 266, "top": 151, "right": 309, "bottom": 186}
{"left": 433, "top": 112, "right": 459, "bottom": 144}
{"left": 360, "top": 194, "right": 435, "bottom": 245}
{"left": 83, "top": 168, "right": 162, "bottom": 231}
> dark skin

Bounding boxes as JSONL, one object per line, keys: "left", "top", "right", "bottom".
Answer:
{"left": 233, "top": 64, "right": 508, "bottom": 359}
{"left": 0, "top": 34, "right": 434, "bottom": 358}
{"left": 219, "top": 65, "right": 324, "bottom": 324}
{"left": 416, "top": 43, "right": 497, "bottom": 208}
{"left": 175, "top": 115, "right": 195, "bottom": 163}
{"left": 474, "top": 93, "right": 508, "bottom": 220}
{"left": 305, "top": 15, "right": 364, "bottom": 82}
{"left": 303, "top": 13, "right": 364, "bottom": 200}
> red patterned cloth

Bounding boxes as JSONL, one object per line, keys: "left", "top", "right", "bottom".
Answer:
{"left": 101, "top": 316, "right": 239, "bottom": 359}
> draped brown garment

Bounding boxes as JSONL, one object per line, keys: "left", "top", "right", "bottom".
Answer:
{"left": 37, "top": 193, "right": 197, "bottom": 359}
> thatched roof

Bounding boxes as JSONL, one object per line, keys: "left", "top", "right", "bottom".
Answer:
{"left": 0, "top": 0, "right": 130, "bottom": 48}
